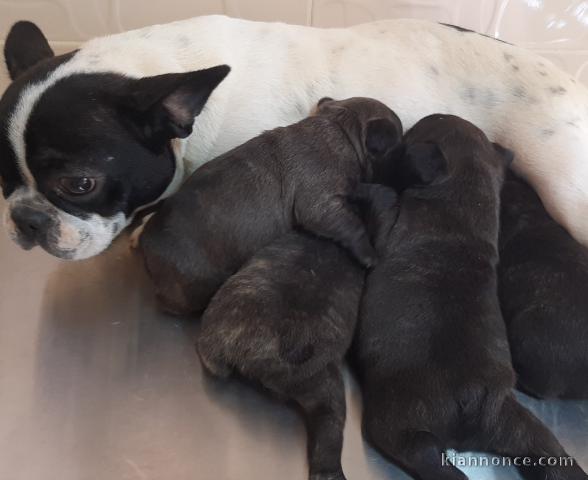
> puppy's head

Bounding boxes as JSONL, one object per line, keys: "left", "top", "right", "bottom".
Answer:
{"left": 499, "top": 170, "right": 547, "bottom": 240}
{"left": 0, "top": 22, "right": 230, "bottom": 259}
{"left": 393, "top": 114, "right": 513, "bottom": 191}
{"left": 315, "top": 97, "right": 403, "bottom": 181}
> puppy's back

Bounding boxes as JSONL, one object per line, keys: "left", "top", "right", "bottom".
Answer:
{"left": 197, "top": 232, "right": 364, "bottom": 384}
{"left": 356, "top": 115, "right": 512, "bottom": 386}
{"left": 499, "top": 173, "right": 588, "bottom": 398}
{"left": 500, "top": 172, "right": 588, "bottom": 277}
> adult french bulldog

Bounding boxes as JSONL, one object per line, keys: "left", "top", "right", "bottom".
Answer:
{"left": 499, "top": 171, "right": 588, "bottom": 400}
{"left": 353, "top": 114, "right": 587, "bottom": 480}
{"left": 1, "top": 17, "right": 588, "bottom": 260}
{"left": 140, "top": 97, "right": 401, "bottom": 314}
{"left": 197, "top": 231, "right": 365, "bottom": 480}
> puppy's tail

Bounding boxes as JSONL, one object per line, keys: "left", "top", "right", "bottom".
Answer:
{"left": 479, "top": 394, "right": 587, "bottom": 480}
{"left": 362, "top": 391, "right": 467, "bottom": 480}
{"left": 364, "top": 426, "right": 468, "bottom": 480}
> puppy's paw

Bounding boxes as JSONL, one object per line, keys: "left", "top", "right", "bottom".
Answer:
{"left": 352, "top": 241, "right": 378, "bottom": 269}
{"left": 361, "top": 252, "right": 378, "bottom": 269}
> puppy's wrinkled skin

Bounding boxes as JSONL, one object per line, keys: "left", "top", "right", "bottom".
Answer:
{"left": 140, "top": 97, "right": 402, "bottom": 315}
{"left": 197, "top": 185, "right": 397, "bottom": 480}
{"left": 353, "top": 115, "right": 587, "bottom": 480}
{"left": 499, "top": 172, "right": 588, "bottom": 400}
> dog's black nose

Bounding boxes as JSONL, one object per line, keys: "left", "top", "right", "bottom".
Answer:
{"left": 11, "top": 205, "right": 52, "bottom": 246}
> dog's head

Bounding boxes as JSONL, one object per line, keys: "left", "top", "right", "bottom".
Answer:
{"left": 392, "top": 114, "right": 513, "bottom": 191}
{"left": 315, "top": 97, "right": 403, "bottom": 181}
{"left": 0, "top": 21, "right": 230, "bottom": 259}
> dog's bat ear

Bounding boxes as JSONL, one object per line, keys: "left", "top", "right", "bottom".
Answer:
{"left": 365, "top": 118, "right": 402, "bottom": 158}
{"left": 124, "top": 65, "right": 231, "bottom": 143}
{"left": 492, "top": 142, "right": 514, "bottom": 168}
{"left": 4, "top": 21, "right": 54, "bottom": 80}
{"left": 399, "top": 142, "right": 447, "bottom": 186}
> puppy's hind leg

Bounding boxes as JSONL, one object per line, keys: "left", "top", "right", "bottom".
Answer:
{"left": 289, "top": 363, "right": 348, "bottom": 480}
{"left": 368, "top": 431, "right": 467, "bottom": 480}
{"left": 295, "top": 193, "right": 376, "bottom": 268}
{"left": 479, "top": 394, "right": 587, "bottom": 480}
{"left": 195, "top": 332, "right": 233, "bottom": 379}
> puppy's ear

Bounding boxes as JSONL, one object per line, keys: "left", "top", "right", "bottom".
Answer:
{"left": 124, "top": 65, "right": 230, "bottom": 144}
{"left": 400, "top": 142, "right": 447, "bottom": 186}
{"left": 317, "top": 97, "right": 334, "bottom": 107}
{"left": 4, "top": 21, "right": 54, "bottom": 80}
{"left": 493, "top": 142, "right": 514, "bottom": 167}
{"left": 365, "top": 118, "right": 402, "bottom": 158}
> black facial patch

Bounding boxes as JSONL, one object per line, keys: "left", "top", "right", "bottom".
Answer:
{"left": 23, "top": 72, "right": 176, "bottom": 218}
{"left": 0, "top": 51, "right": 76, "bottom": 198}
{"left": 440, "top": 23, "right": 512, "bottom": 45}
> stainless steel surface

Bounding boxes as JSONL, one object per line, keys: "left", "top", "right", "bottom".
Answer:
{"left": 0, "top": 196, "right": 587, "bottom": 480}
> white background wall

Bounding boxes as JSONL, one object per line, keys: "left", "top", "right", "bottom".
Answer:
{"left": 1, "top": 0, "right": 588, "bottom": 91}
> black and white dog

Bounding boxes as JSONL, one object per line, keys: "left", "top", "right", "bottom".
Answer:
{"left": 1, "top": 17, "right": 588, "bottom": 260}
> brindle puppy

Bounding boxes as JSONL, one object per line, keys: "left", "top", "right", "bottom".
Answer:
{"left": 353, "top": 114, "right": 587, "bottom": 480}
{"left": 198, "top": 185, "right": 398, "bottom": 480}
{"left": 140, "top": 97, "right": 402, "bottom": 314}
{"left": 499, "top": 172, "right": 588, "bottom": 399}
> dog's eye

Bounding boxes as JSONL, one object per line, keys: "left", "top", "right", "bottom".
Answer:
{"left": 59, "top": 177, "right": 96, "bottom": 195}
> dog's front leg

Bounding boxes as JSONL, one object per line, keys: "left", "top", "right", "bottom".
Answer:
{"left": 294, "top": 192, "right": 377, "bottom": 268}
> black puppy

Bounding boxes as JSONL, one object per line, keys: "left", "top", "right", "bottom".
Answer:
{"left": 353, "top": 114, "right": 587, "bottom": 480}
{"left": 499, "top": 172, "right": 588, "bottom": 399}
{"left": 140, "top": 97, "right": 402, "bottom": 314}
{"left": 197, "top": 185, "right": 397, "bottom": 480}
